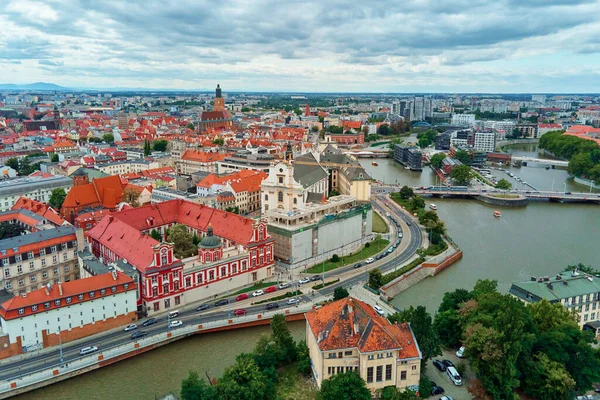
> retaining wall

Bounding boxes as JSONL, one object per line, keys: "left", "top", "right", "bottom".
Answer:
{"left": 477, "top": 194, "right": 528, "bottom": 207}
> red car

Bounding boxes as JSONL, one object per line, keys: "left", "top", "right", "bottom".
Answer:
{"left": 236, "top": 293, "right": 248, "bottom": 301}
{"left": 265, "top": 286, "right": 277, "bottom": 293}
{"left": 234, "top": 309, "right": 247, "bottom": 316}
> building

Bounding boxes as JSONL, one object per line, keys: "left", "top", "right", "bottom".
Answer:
{"left": 324, "top": 131, "right": 365, "bottom": 145}
{"left": 305, "top": 297, "right": 421, "bottom": 393}
{"left": 473, "top": 131, "right": 496, "bottom": 153}
{"left": 61, "top": 172, "right": 125, "bottom": 223}
{"left": 217, "top": 150, "right": 275, "bottom": 174}
{"left": 440, "top": 157, "right": 462, "bottom": 175}
{"left": 199, "top": 84, "right": 233, "bottom": 131}
{"left": 0, "top": 271, "right": 136, "bottom": 359}
{"left": 11, "top": 196, "right": 67, "bottom": 226}
{"left": 177, "top": 150, "right": 230, "bottom": 176}
{"left": 196, "top": 170, "right": 267, "bottom": 214}
{"left": 509, "top": 271, "right": 600, "bottom": 330}
{"left": 0, "top": 175, "right": 72, "bottom": 212}
{"left": 0, "top": 166, "right": 16, "bottom": 179}
{"left": 393, "top": 144, "right": 422, "bottom": 171}
{"left": 515, "top": 123, "right": 539, "bottom": 139}
{"left": 85, "top": 200, "right": 274, "bottom": 316}
{"left": 538, "top": 123, "right": 563, "bottom": 136}
{"left": 486, "top": 152, "right": 512, "bottom": 164}
{"left": 435, "top": 132, "right": 451, "bottom": 151}
{"left": 94, "top": 159, "right": 160, "bottom": 175}
{"left": 319, "top": 145, "right": 372, "bottom": 202}
{"left": 451, "top": 114, "right": 476, "bottom": 127}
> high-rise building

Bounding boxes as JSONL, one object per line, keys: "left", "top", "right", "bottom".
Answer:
{"left": 474, "top": 132, "right": 496, "bottom": 153}
{"left": 412, "top": 97, "right": 425, "bottom": 121}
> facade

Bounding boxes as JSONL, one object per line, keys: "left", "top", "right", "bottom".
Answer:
{"left": 451, "top": 113, "right": 476, "bottom": 127}
{"left": 305, "top": 297, "right": 421, "bottom": 393}
{"left": 217, "top": 150, "right": 275, "bottom": 174}
{"left": 319, "top": 146, "right": 372, "bottom": 202}
{"left": 12, "top": 196, "right": 67, "bottom": 226}
{"left": 474, "top": 131, "right": 496, "bottom": 153}
{"left": 199, "top": 84, "right": 233, "bottom": 131}
{"left": 393, "top": 144, "right": 422, "bottom": 171}
{"left": 325, "top": 131, "right": 365, "bottom": 145}
{"left": 85, "top": 200, "right": 274, "bottom": 316}
{"left": 94, "top": 159, "right": 160, "bottom": 175}
{"left": 177, "top": 150, "right": 229, "bottom": 176}
{"left": 196, "top": 170, "right": 267, "bottom": 214}
{"left": 515, "top": 123, "right": 539, "bottom": 138}
{"left": 435, "top": 132, "right": 451, "bottom": 150}
{"left": 0, "top": 175, "right": 72, "bottom": 212}
{"left": 509, "top": 271, "right": 600, "bottom": 330}
{"left": 0, "top": 271, "right": 136, "bottom": 359}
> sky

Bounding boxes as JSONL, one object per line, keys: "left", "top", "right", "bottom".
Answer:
{"left": 2, "top": 0, "right": 600, "bottom": 93}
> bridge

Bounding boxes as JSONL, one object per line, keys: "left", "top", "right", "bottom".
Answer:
{"left": 412, "top": 188, "right": 600, "bottom": 204}
{"left": 343, "top": 149, "right": 390, "bottom": 158}
{"left": 511, "top": 156, "right": 568, "bottom": 167}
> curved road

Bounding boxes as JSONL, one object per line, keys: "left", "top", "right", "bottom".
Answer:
{"left": 0, "top": 193, "right": 422, "bottom": 383}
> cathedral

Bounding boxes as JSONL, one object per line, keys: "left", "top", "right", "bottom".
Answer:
{"left": 199, "top": 84, "right": 233, "bottom": 132}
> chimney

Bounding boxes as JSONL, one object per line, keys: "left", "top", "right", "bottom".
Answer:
{"left": 58, "top": 282, "right": 63, "bottom": 296}
{"left": 112, "top": 270, "right": 118, "bottom": 280}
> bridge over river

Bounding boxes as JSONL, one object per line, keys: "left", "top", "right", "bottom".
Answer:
{"left": 413, "top": 188, "right": 600, "bottom": 204}
{"left": 511, "top": 156, "right": 568, "bottom": 167}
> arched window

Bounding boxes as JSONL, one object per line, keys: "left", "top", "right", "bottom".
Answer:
{"left": 264, "top": 194, "right": 268, "bottom": 201}
{"left": 278, "top": 191, "right": 283, "bottom": 202}
{"left": 293, "top": 198, "right": 297, "bottom": 205}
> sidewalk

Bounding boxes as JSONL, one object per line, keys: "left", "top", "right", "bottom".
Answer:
{"left": 348, "top": 285, "right": 397, "bottom": 316}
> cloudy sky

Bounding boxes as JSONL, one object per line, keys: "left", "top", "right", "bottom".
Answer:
{"left": 1, "top": 0, "right": 600, "bottom": 93}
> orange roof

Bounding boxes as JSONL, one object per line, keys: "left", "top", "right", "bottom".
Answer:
{"left": 62, "top": 175, "right": 124, "bottom": 210}
{"left": 342, "top": 120, "right": 362, "bottom": 129}
{"left": 181, "top": 150, "right": 230, "bottom": 163}
{"left": 12, "top": 196, "right": 66, "bottom": 226}
{"left": 305, "top": 297, "right": 421, "bottom": 358}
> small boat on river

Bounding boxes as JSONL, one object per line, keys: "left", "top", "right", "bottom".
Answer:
{"left": 372, "top": 161, "right": 378, "bottom": 166}
{"left": 429, "top": 204, "right": 437, "bottom": 210}
{"left": 493, "top": 210, "right": 501, "bottom": 218}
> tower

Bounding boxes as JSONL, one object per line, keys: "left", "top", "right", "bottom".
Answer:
{"left": 214, "top": 84, "right": 225, "bottom": 112}
{"left": 305, "top": 104, "right": 311, "bottom": 117}
{"left": 72, "top": 168, "right": 89, "bottom": 186}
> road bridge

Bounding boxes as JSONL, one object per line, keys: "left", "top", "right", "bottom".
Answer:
{"left": 412, "top": 188, "right": 600, "bottom": 204}
{"left": 511, "top": 156, "right": 568, "bottom": 167}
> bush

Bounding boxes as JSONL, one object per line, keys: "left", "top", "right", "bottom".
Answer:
{"left": 418, "top": 376, "right": 433, "bottom": 398}
{"left": 333, "top": 287, "right": 349, "bottom": 301}
{"left": 365, "top": 242, "right": 370, "bottom": 248}
{"left": 330, "top": 254, "right": 340, "bottom": 263}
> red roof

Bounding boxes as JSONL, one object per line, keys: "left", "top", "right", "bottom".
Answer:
{"left": 342, "top": 120, "right": 362, "bottom": 130}
{"left": 62, "top": 175, "right": 124, "bottom": 210}
{"left": 181, "top": 150, "right": 229, "bottom": 163}
{"left": 305, "top": 297, "right": 421, "bottom": 358}
{"left": 11, "top": 196, "right": 66, "bottom": 226}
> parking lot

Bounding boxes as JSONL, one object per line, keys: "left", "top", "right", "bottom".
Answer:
{"left": 424, "top": 349, "right": 473, "bottom": 399}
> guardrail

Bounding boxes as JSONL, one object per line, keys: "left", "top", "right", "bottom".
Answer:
{"left": 0, "top": 304, "right": 313, "bottom": 396}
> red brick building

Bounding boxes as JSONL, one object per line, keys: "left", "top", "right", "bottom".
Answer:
{"left": 61, "top": 172, "right": 125, "bottom": 223}
{"left": 200, "top": 84, "right": 233, "bottom": 131}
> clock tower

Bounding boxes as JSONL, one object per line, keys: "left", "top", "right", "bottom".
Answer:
{"left": 214, "top": 84, "right": 225, "bottom": 112}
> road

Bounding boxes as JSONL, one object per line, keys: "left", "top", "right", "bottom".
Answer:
{"left": 0, "top": 193, "right": 423, "bottom": 383}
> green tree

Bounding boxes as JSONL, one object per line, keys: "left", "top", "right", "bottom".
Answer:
{"left": 369, "top": 268, "right": 384, "bottom": 290}
{"left": 471, "top": 279, "right": 498, "bottom": 299}
{"left": 5, "top": 158, "right": 19, "bottom": 171}
{"left": 520, "top": 352, "right": 575, "bottom": 400}
{"left": 49, "top": 188, "right": 67, "bottom": 210}
{"left": 377, "top": 124, "right": 391, "bottom": 136}
{"left": 438, "top": 288, "right": 473, "bottom": 313}
{"left": 102, "top": 133, "right": 115, "bottom": 143}
{"left": 318, "top": 371, "right": 371, "bottom": 400}
{"left": 213, "top": 138, "right": 225, "bottom": 146}
{"left": 186, "top": 122, "right": 195, "bottom": 130}
{"left": 296, "top": 340, "right": 312, "bottom": 376}
{"left": 407, "top": 195, "right": 425, "bottom": 211}
{"left": 167, "top": 224, "right": 198, "bottom": 259}
{"left": 50, "top": 153, "right": 59, "bottom": 162}
{"left": 293, "top": 108, "right": 302, "bottom": 116}
{"left": 122, "top": 186, "right": 141, "bottom": 207}
{"left": 450, "top": 165, "right": 473, "bottom": 186}
{"left": 218, "top": 353, "right": 272, "bottom": 400}
{"left": 180, "top": 370, "right": 217, "bottom": 400}
{"left": 429, "top": 153, "right": 446, "bottom": 169}
{"left": 379, "top": 386, "right": 420, "bottom": 400}
{"left": 454, "top": 150, "right": 472, "bottom": 166}
{"left": 333, "top": 287, "right": 349, "bottom": 301}
{"left": 399, "top": 185, "right": 414, "bottom": 200}
{"left": 388, "top": 306, "right": 441, "bottom": 372}
{"left": 270, "top": 314, "right": 297, "bottom": 364}
{"left": 495, "top": 178, "right": 512, "bottom": 190}
{"left": 417, "top": 376, "right": 433, "bottom": 399}
{"left": 0, "top": 222, "right": 26, "bottom": 240}
{"left": 153, "top": 139, "right": 168, "bottom": 152}
{"left": 150, "top": 229, "right": 162, "bottom": 242}
{"left": 143, "top": 139, "right": 152, "bottom": 156}
{"left": 434, "top": 309, "right": 463, "bottom": 348}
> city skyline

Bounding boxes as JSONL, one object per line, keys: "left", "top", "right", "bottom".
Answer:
{"left": 2, "top": 0, "right": 600, "bottom": 93}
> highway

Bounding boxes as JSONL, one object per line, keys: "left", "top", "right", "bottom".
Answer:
{"left": 0, "top": 193, "right": 422, "bottom": 383}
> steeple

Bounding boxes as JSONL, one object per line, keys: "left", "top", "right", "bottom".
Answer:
{"left": 213, "top": 84, "right": 225, "bottom": 112}
{"left": 215, "top": 84, "right": 222, "bottom": 98}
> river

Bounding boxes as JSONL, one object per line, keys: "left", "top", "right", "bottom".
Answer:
{"left": 16, "top": 144, "right": 599, "bottom": 399}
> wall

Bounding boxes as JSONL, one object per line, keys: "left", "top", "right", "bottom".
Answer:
{"left": 317, "top": 212, "right": 363, "bottom": 255}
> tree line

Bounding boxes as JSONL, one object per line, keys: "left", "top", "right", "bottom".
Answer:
{"left": 539, "top": 130, "right": 600, "bottom": 183}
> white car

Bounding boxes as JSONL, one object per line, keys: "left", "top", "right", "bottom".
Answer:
{"left": 287, "top": 298, "right": 300, "bottom": 305}
{"left": 298, "top": 277, "right": 310, "bottom": 285}
{"left": 124, "top": 324, "right": 137, "bottom": 332}
{"left": 278, "top": 282, "right": 290, "bottom": 290}
{"left": 456, "top": 346, "right": 465, "bottom": 358}
{"left": 366, "top": 257, "right": 375, "bottom": 264}
{"left": 79, "top": 346, "right": 99, "bottom": 356}
{"left": 252, "top": 289, "right": 264, "bottom": 297}
{"left": 169, "top": 320, "right": 183, "bottom": 328}
{"left": 373, "top": 304, "right": 385, "bottom": 316}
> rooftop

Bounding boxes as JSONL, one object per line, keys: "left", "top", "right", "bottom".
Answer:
{"left": 0, "top": 225, "right": 77, "bottom": 257}
{"left": 509, "top": 271, "right": 600, "bottom": 302}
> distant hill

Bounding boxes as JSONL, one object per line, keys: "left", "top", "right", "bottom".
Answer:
{"left": 0, "top": 82, "right": 69, "bottom": 91}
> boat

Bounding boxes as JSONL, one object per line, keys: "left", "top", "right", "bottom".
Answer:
{"left": 493, "top": 210, "right": 501, "bottom": 218}
{"left": 372, "top": 161, "right": 378, "bottom": 166}
{"left": 429, "top": 204, "right": 437, "bottom": 210}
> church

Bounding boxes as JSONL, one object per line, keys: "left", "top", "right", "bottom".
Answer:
{"left": 199, "top": 84, "right": 233, "bottom": 132}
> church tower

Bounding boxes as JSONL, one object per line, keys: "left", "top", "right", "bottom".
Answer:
{"left": 214, "top": 84, "right": 225, "bottom": 112}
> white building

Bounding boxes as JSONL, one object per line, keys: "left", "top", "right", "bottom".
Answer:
{"left": 451, "top": 114, "right": 476, "bottom": 127}
{"left": 0, "top": 175, "right": 72, "bottom": 212}
{"left": 474, "top": 132, "right": 496, "bottom": 152}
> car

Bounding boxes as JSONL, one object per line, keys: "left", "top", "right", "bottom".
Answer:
{"left": 287, "top": 298, "right": 300, "bottom": 305}
{"left": 446, "top": 366, "right": 462, "bottom": 386}
{"left": 124, "top": 323, "right": 138, "bottom": 332}
{"left": 398, "top": 232, "right": 403, "bottom": 238}
{"left": 236, "top": 293, "right": 248, "bottom": 301}
{"left": 310, "top": 275, "right": 321, "bottom": 281}
{"left": 169, "top": 320, "right": 183, "bottom": 328}
{"left": 373, "top": 304, "right": 385, "bottom": 316}
{"left": 441, "top": 359, "right": 455, "bottom": 369}
{"left": 130, "top": 331, "right": 148, "bottom": 340}
{"left": 142, "top": 318, "right": 157, "bottom": 327}
{"left": 432, "top": 359, "right": 446, "bottom": 371}
{"left": 406, "top": 221, "right": 412, "bottom": 226}
{"left": 298, "top": 277, "right": 310, "bottom": 285}
{"left": 440, "top": 397, "right": 454, "bottom": 400}
{"left": 565, "top": 191, "right": 572, "bottom": 195}
{"left": 265, "top": 286, "right": 277, "bottom": 293}
{"left": 79, "top": 346, "right": 99, "bottom": 356}
{"left": 234, "top": 309, "right": 247, "bottom": 316}
{"left": 456, "top": 346, "right": 465, "bottom": 358}
{"left": 265, "top": 303, "right": 279, "bottom": 310}
{"left": 386, "top": 212, "right": 391, "bottom": 217}
{"left": 431, "top": 385, "right": 445, "bottom": 395}
{"left": 168, "top": 310, "right": 179, "bottom": 318}
{"left": 196, "top": 304, "right": 210, "bottom": 311}
{"left": 375, "top": 254, "right": 383, "bottom": 260}
{"left": 278, "top": 282, "right": 290, "bottom": 290}
{"left": 386, "top": 248, "right": 394, "bottom": 254}
{"left": 252, "top": 290, "right": 264, "bottom": 297}
{"left": 365, "top": 257, "right": 375, "bottom": 264}
{"left": 353, "top": 263, "right": 362, "bottom": 269}
{"left": 215, "top": 299, "right": 229, "bottom": 307}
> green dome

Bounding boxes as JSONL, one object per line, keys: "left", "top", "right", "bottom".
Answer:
{"left": 200, "top": 225, "right": 221, "bottom": 248}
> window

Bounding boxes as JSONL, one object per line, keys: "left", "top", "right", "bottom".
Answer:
{"left": 44, "top": 302, "right": 50, "bottom": 309}
{"left": 42, "top": 271, "right": 47, "bottom": 278}
{"left": 293, "top": 198, "right": 297, "bottom": 205}
{"left": 124, "top": 283, "right": 129, "bottom": 290}
{"left": 111, "top": 286, "right": 116, "bottom": 293}
{"left": 54, "top": 299, "right": 61, "bottom": 306}
{"left": 89, "top": 291, "right": 95, "bottom": 298}
{"left": 368, "top": 354, "right": 374, "bottom": 360}
{"left": 338, "top": 352, "right": 343, "bottom": 358}
{"left": 32, "top": 305, "right": 38, "bottom": 312}
{"left": 185, "top": 277, "right": 191, "bottom": 288}
{"left": 100, "top": 289, "right": 106, "bottom": 295}
{"left": 5, "top": 282, "right": 11, "bottom": 289}
{"left": 327, "top": 366, "right": 334, "bottom": 375}
{"left": 175, "top": 296, "right": 180, "bottom": 305}
{"left": 376, "top": 365, "right": 383, "bottom": 382}
{"left": 152, "top": 276, "right": 157, "bottom": 284}
{"left": 27, "top": 263, "right": 32, "bottom": 271}
{"left": 4, "top": 269, "right": 9, "bottom": 278}
{"left": 61, "top": 243, "right": 67, "bottom": 251}
{"left": 66, "top": 297, "right": 72, "bottom": 304}
{"left": 64, "top": 265, "right": 69, "bottom": 272}
{"left": 53, "top": 268, "right": 58, "bottom": 275}
{"left": 367, "top": 367, "right": 373, "bottom": 383}
{"left": 209, "top": 270, "right": 215, "bottom": 281}
{"left": 18, "top": 279, "right": 24, "bottom": 286}
{"left": 51, "top": 246, "right": 57, "bottom": 253}
{"left": 377, "top": 353, "right": 384, "bottom": 359}
{"left": 63, "top": 253, "right": 68, "bottom": 261}
{"left": 344, "top": 350, "right": 353, "bottom": 356}
{"left": 386, "top": 352, "right": 393, "bottom": 358}
{"left": 385, "top": 365, "right": 392, "bottom": 380}
{"left": 264, "top": 194, "right": 268, "bottom": 201}
{"left": 401, "top": 371, "right": 407, "bottom": 380}
{"left": 41, "top": 259, "right": 46, "bottom": 266}
{"left": 18, "top": 308, "right": 24, "bottom": 315}
{"left": 174, "top": 280, "right": 179, "bottom": 291}
{"left": 328, "top": 353, "right": 336, "bottom": 359}
{"left": 153, "top": 302, "right": 159, "bottom": 312}
{"left": 152, "top": 287, "right": 158, "bottom": 297}
{"left": 52, "top": 255, "right": 57, "bottom": 264}
{"left": 15, "top": 254, "right": 21, "bottom": 262}
{"left": 28, "top": 252, "right": 33, "bottom": 259}
{"left": 232, "top": 264, "right": 237, "bottom": 274}
{"left": 2, "top": 258, "right": 8, "bottom": 266}
{"left": 278, "top": 191, "right": 283, "bottom": 202}
{"left": 40, "top": 249, "right": 45, "bottom": 256}
{"left": 78, "top": 294, "right": 84, "bottom": 301}
{"left": 30, "top": 274, "right": 36, "bottom": 282}
{"left": 412, "top": 365, "right": 417, "bottom": 370}
{"left": 252, "top": 272, "right": 257, "bottom": 282}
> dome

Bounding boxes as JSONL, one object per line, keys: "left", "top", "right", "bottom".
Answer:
{"left": 200, "top": 225, "right": 221, "bottom": 248}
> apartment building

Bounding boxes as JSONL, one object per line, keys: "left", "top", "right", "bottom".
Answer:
{"left": 0, "top": 175, "right": 72, "bottom": 212}
{"left": 474, "top": 132, "right": 496, "bottom": 153}
{"left": 177, "top": 150, "right": 230, "bottom": 176}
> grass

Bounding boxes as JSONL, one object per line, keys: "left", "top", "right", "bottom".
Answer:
{"left": 304, "top": 238, "right": 390, "bottom": 273}
{"left": 275, "top": 364, "right": 318, "bottom": 400}
{"left": 380, "top": 256, "right": 426, "bottom": 286}
{"left": 312, "top": 279, "right": 339, "bottom": 290}
{"left": 489, "top": 193, "right": 520, "bottom": 199}
{"left": 371, "top": 211, "right": 389, "bottom": 233}
{"left": 253, "top": 290, "right": 303, "bottom": 305}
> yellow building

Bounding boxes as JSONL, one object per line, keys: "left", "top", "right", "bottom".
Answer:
{"left": 305, "top": 297, "right": 421, "bottom": 394}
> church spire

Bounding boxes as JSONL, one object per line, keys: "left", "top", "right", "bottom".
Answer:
{"left": 216, "top": 84, "right": 222, "bottom": 98}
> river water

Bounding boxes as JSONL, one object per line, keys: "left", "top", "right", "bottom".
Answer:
{"left": 16, "top": 144, "right": 599, "bottom": 399}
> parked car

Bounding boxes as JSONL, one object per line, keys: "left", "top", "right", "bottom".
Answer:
{"left": 365, "top": 257, "right": 375, "bottom": 264}
{"left": 456, "top": 346, "right": 465, "bottom": 358}
{"left": 278, "top": 282, "right": 290, "bottom": 290}
{"left": 287, "top": 298, "right": 300, "bottom": 305}
{"left": 169, "top": 320, "right": 183, "bottom": 328}
{"left": 386, "top": 248, "right": 394, "bottom": 254}
{"left": 130, "top": 331, "right": 148, "bottom": 340}
{"left": 196, "top": 304, "right": 210, "bottom": 312}
{"left": 142, "top": 318, "right": 157, "bottom": 327}
{"left": 375, "top": 254, "right": 383, "bottom": 260}
{"left": 446, "top": 366, "right": 462, "bottom": 386}
{"left": 265, "top": 303, "right": 279, "bottom": 310}
{"left": 353, "top": 263, "right": 362, "bottom": 269}
{"left": 406, "top": 221, "right": 412, "bottom": 226}
{"left": 310, "top": 275, "right": 321, "bottom": 281}
{"left": 236, "top": 293, "right": 248, "bottom": 301}
{"left": 398, "top": 232, "right": 403, "bottom": 238}
{"left": 298, "top": 277, "right": 310, "bottom": 285}
{"left": 215, "top": 299, "right": 229, "bottom": 307}
{"left": 265, "top": 286, "right": 277, "bottom": 293}
{"left": 124, "top": 324, "right": 137, "bottom": 332}
{"left": 440, "top": 396, "right": 454, "bottom": 400}
{"left": 252, "top": 290, "right": 264, "bottom": 297}
{"left": 432, "top": 359, "right": 446, "bottom": 371}
{"left": 373, "top": 304, "right": 385, "bottom": 316}
{"left": 168, "top": 310, "right": 179, "bottom": 318}
{"left": 234, "top": 309, "right": 247, "bottom": 316}
{"left": 431, "top": 384, "right": 445, "bottom": 395}
{"left": 441, "top": 359, "right": 455, "bottom": 369}
{"left": 79, "top": 346, "right": 98, "bottom": 356}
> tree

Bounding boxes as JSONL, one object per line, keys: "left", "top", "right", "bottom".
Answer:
{"left": 5, "top": 158, "right": 19, "bottom": 171}
{"left": 318, "top": 371, "right": 371, "bottom": 400}
{"left": 0, "top": 222, "right": 26, "bottom": 240}
{"left": 167, "top": 224, "right": 198, "bottom": 259}
{"left": 333, "top": 287, "right": 349, "bottom": 301}
{"left": 388, "top": 306, "right": 441, "bottom": 372}
{"left": 143, "top": 139, "right": 152, "bottom": 156}
{"left": 407, "top": 195, "right": 425, "bottom": 212}
{"left": 311, "top": 126, "right": 319, "bottom": 133}
{"left": 417, "top": 376, "right": 433, "bottom": 399}
{"left": 153, "top": 139, "right": 168, "bottom": 152}
{"left": 399, "top": 185, "right": 414, "bottom": 200}
{"left": 377, "top": 124, "right": 391, "bottom": 136}
{"left": 150, "top": 229, "right": 162, "bottom": 242}
{"left": 369, "top": 268, "right": 384, "bottom": 290}
{"left": 379, "top": 386, "right": 419, "bottom": 400}
{"left": 180, "top": 370, "right": 217, "bottom": 400}
{"left": 102, "top": 133, "right": 115, "bottom": 143}
{"left": 296, "top": 340, "right": 312, "bottom": 376}
{"left": 454, "top": 150, "right": 472, "bottom": 166}
{"left": 438, "top": 288, "right": 473, "bottom": 313}
{"left": 434, "top": 309, "right": 463, "bottom": 348}
{"left": 330, "top": 254, "right": 340, "bottom": 262}
{"left": 495, "top": 178, "right": 512, "bottom": 190}
{"left": 218, "top": 353, "right": 272, "bottom": 400}
{"left": 450, "top": 165, "right": 473, "bottom": 186}
{"left": 50, "top": 153, "right": 59, "bottom": 162}
{"left": 122, "top": 186, "right": 141, "bottom": 207}
{"left": 213, "top": 138, "right": 225, "bottom": 146}
{"left": 429, "top": 153, "right": 446, "bottom": 169}
{"left": 293, "top": 108, "right": 302, "bottom": 116}
{"left": 417, "top": 129, "right": 437, "bottom": 148}
{"left": 520, "top": 352, "right": 575, "bottom": 400}
{"left": 49, "top": 188, "right": 67, "bottom": 210}
{"left": 270, "top": 314, "right": 297, "bottom": 364}
{"left": 186, "top": 122, "right": 195, "bottom": 130}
